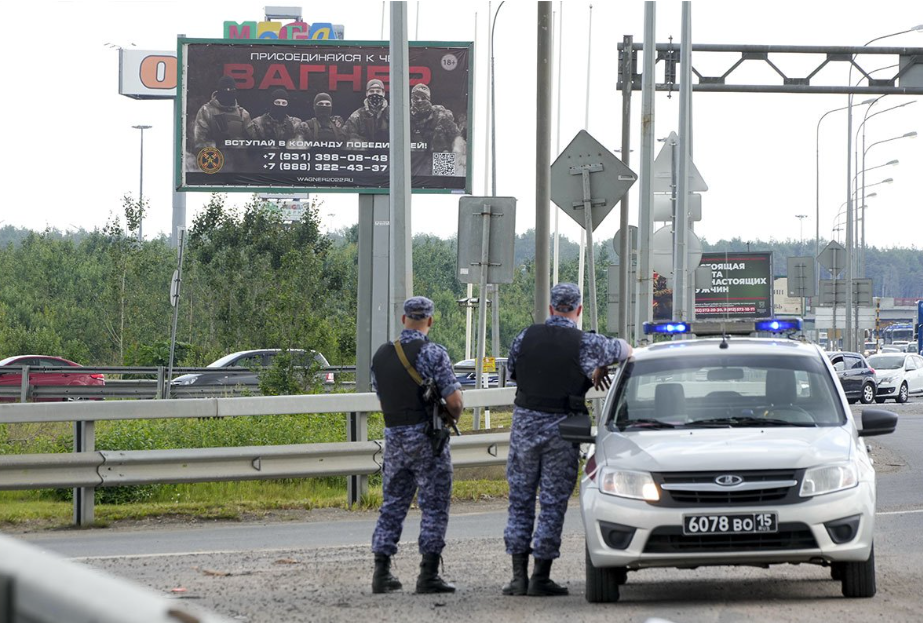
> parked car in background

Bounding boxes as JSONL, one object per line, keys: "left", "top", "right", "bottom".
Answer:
{"left": 866, "top": 352, "right": 923, "bottom": 403}
{"left": 454, "top": 357, "right": 512, "bottom": 387}
{"left": 0, "top": 355, "right": 105, "bottom": 402}
{"left": 825, "top": 351, "right": 877, "bottom": 404}
{"left": 171, "top": 349, "right": 332, "bottom": 390}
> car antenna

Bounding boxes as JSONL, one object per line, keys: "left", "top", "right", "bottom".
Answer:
{"left": 720, "top": 330, "right": 730, "bottom": 350}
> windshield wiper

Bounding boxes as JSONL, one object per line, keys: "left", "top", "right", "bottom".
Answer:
{"left": 617, "top": 418, "right": 680, "bottom": 430}
{"left": 689, "top": 416, "right": 815, "bottom": 428}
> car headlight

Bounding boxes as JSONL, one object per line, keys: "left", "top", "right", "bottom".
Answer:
{"left": 172, "top": 376, "right": 198, "bottom": 386}
{"left": 800, "top": 463, "right": 859, "bottom": 497}
{"left": 598, "top": 468, "right": 660, "bottom": 501}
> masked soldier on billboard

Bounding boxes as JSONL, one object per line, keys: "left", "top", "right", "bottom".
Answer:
{"left": 345, "top": 78, "right": 390, "bottom": 145}
{"left": 251, "top": 88, "right": 303, "bottom": 142}
{"left": 503, "top": 283, "right": 633, "bottom": 597}
{"left": 409, "top": 82, "right": 460, "bottom": 174}
{"left": 301, "top": 92, "right": 346, "bottom": 143}
{"left": 193, "top": 75, "right": 256, "bottom": 151}
{"left": 370, "top": 296, "right": 464, "bottom": 595}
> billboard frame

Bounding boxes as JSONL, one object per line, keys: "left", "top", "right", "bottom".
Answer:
{"left": 694, "top": 251, "right": 774, "bottom": 320}
{"left": 175, "top": 37, "right": 474, "bottom": 195}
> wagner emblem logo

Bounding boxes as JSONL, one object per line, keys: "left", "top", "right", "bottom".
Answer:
{"left": 715, "top": 474, "right": 744, "bottom": 486}
{"left": 197, "top": 147, "right": 225, "bottom": 174}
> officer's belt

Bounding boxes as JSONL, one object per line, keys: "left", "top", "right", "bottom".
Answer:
{"left": 383, "top": 410, "right": 429, "bottom": 428}
{"left": 514, "top": 392, "right": 589, "bottom": 414}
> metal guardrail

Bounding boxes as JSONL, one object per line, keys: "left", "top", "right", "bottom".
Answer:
{"left": 0, "top": 363, "right": 499, "bottom": 401}
{"left": 0, "top": 533, "right": 235, "bottom": 623}
{"left": 0, "top": 387, "right": 605, "bottom": 523}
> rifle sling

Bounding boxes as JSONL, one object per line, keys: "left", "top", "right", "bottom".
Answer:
{"left": 393, "top": 339, "right": 425, "bottom": 386}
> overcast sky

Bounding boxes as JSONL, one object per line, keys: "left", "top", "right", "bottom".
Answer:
{"left": 6, "top": 1, "right": 922, "bottom": 253}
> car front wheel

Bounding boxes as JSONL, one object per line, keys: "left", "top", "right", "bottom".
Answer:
{"left": 859, "top": 383, "right": 875, "bottom": 404}
{"left": 584, "top": 545, "right": 621, "bottom": 603}
{"left": 840, "top": 545, "right": 876, "bottom": 598}
{"left": 897, "top": 383, "right": 909, "bottom": 404}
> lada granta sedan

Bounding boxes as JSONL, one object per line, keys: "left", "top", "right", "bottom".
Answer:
{"left": 561, "top": 322, "right": 898, "bottom": 603}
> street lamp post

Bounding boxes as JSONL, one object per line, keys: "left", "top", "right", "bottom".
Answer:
{"left": 132, "top": 124, "right": 152, "bottom": 241}
{"left": 816, "top": 101, "right": 872, "bottom": 312}
{"left": 861, "top": 131, "right": 916, "bottom": 274}
{"left": 844, "top": 25, "right": 923, "bottom": 352}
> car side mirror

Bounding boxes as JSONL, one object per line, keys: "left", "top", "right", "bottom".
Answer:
{"left": 858, "top": 408, "right": 899, "bottom": 437}
{"left": 559, "top": 413, "right": 595, "bottom": 444}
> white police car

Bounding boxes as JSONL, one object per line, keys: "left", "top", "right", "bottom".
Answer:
{"left": 560, "top": 318, "right": 898, "bottom": 603}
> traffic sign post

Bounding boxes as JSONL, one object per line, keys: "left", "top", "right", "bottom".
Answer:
{"left": 787, "top": 256, "right": 816, "bottom": 318}
{"left": 551, "top": 131, "right": 637, "bottom": 333}
{"left": 457, "top": 197, "right": 516, "bottom": 430}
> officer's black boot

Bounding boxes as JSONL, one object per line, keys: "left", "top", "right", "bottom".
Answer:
{"left": 415, "top": 553, "right": 456, "bottom": 594}
{"left": 501, "top": 553, "right": 530, "bottom": 596}
{"left": 527, "top": 558, "right": 569, "bottom": 596}
{"left": 371, "top": 553, "right": 402, "bottom": 593}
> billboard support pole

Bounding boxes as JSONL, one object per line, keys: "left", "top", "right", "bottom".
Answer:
{"left": 389, "top": 3, "right": 412, "bottom": 339}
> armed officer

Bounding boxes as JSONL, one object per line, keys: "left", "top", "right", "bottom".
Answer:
{"left": 502, "top": 283, "right": 632, "bottom": 597}
{"left": 370, "top": 296, "right": 463, "bottom": 595}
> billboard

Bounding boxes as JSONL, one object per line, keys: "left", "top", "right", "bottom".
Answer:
{"left": 176, "top": 38, "right": 473, "bottom": 194}
{"left": 695, "top": 252, "right": 773, "bottom": 319}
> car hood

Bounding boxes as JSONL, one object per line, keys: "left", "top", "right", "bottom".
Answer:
{"left": 599, "top": 426, "right": 855, "bottom": 472}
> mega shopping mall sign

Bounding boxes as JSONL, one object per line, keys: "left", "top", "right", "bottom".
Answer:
{"left": 119, "top": 20, "right": 343, "bottom": 100}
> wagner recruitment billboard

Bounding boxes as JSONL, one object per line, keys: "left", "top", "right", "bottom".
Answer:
{"left": 695, "top": 252, "right": 773, "bottom": 319}
{"left": 176, "top": 38, "right": 473, "bottom": 194}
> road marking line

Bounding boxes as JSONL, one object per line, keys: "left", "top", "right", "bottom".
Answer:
{"left": 878, "top": 508, "right": 923, "bottom": 516}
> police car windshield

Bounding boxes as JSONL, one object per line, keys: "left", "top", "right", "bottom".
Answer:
{"left": 609, "top": 354, "right": 845, "bottom": 430}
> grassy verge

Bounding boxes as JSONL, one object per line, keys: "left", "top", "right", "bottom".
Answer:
{"left": 0, "top": 407, "right": 516, "bottom": 529}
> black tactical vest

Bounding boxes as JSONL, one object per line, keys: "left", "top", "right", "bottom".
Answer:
{"left": 513, "top": 324, "right": 592, "bottom": 414}
{"left": 372, "top": 340, "right": 429, "bottom": 427}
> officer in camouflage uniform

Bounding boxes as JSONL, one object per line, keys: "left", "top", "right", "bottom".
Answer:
{"left": 345, "top": 79, "right": 390, "bottom": 145}
{"left": 370, "top": 296, "right": 464, "bottom": 595}
{"left": 193, "top": 75, "right": 256, "bottom": 151}
{"left": 252, "top": 88, "right": 303, "bottom": 143}
{"left": 503, "top": 283, "right": 633, "bottom": 597}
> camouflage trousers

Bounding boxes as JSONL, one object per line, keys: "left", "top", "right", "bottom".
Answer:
{"left": 372, "top": 422, "right": 453, "bottom": 556}
{"left": 504, "top": 408, "right": 579, "bottom": 560}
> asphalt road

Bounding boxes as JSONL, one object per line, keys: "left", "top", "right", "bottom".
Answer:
{"left": 16, "top": 401, "right": 923, "bottom": 623}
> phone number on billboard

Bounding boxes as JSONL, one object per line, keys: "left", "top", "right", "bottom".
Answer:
{"left": 263, "top": 152, "right": 389, "bottom": 172}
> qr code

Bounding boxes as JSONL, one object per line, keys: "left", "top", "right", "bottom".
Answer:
{"left": 432, "top": 152, "right": 456, "bottom": 176}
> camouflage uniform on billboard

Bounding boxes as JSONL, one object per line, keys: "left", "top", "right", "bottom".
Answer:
{"left": 370, "top": 296, "right": 463, "bottom": 595}
{"left": 409, "top": 83, "right": 461, "bottom": 176}
{"left": 192, "top": 75, "right": 256, "bottom": 151}
{"left": 503, "top": 283, "right": 632, "bottom": 597}
{"left": 251, "top": 89, "right": 303, "bottom": 143}
{"left": 345, "top": 79, "right": 390, "bottom": 145}
{"left": 301, "top": 93, "right": 346, "bottom": 143}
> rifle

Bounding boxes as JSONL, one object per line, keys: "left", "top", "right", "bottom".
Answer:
{"left": 421, "top": 377, "right": 461, "bottom": 455}
{"left": 393, "top": 340, "right": 461, "bottom": 456}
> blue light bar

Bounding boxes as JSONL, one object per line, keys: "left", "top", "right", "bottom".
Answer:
{"left": 754, "top": 318, "right": 803, "bottom": 333}
{"left": 643, "top": 321, "right": 691, "bottom": 335}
